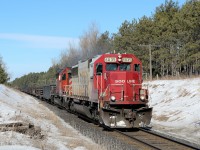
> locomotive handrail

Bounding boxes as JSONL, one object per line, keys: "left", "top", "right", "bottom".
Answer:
{"left": 64, "top": 85, "right": 72, "bottom": 96}
{"left": 100, "top": 84, "right": 110, "bottom": 98}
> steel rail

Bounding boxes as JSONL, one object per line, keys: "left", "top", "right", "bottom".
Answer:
{"left": 139, "top": 127, "right": 199, "bottom": 150}
{"left": 114, "top": 129, "right": 162, "bottom": 150}
{"left": 113, "top": 128, "right": 198, "bottom": 150}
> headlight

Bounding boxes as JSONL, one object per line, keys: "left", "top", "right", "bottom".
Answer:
{"left": 140, "top": 89, "right": 148, "bottom": 101}
{"left": 140, "top": 95, "right": 145, "bottom": 101}
{"left": 110, "top": 96, "right": 116, "bottom": 102}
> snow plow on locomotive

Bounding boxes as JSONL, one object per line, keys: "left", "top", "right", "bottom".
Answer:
{"left": 28, "top": 53, "right": 152, "bottom": 128}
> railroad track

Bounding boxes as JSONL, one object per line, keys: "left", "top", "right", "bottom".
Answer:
{"left": 74, "top": 114, "right": 199, "bottom": 150}
{"left": 114, "top": 128, "right": 199, "bottom": 150}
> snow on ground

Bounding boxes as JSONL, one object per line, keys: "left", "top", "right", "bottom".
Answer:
{"left": 146, "top": 77, "right": 200, "bottom": 145}
{"left": 0, "top": 77, "right": 199, "bottom": 149}
{"left": 0, "top": 146, "right": 40, "bottom": 150}
{"left": 0, "top": 85, "right": 102, "bottom": 150}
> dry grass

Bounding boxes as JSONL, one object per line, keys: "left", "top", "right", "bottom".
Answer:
{"left": 169, "top": 110, "right": 182, "bottom": 116}
{"left": 151, "top": 84, "right": 158, "bottom": 88}
{"left": 154, "top": 114, "right": 169, "bottom": 121}
{"left": 178, "top": 88, "right": 191, "bottom": 97}
{"left": 164, "top": 98, "right": 173, "bottom": 103}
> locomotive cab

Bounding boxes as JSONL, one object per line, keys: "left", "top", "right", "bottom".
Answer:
{"left": 93, "top": 53, "right": 152, "bottom": 128}
{"left": 55, "top": 67, "right": 71, "bottom": 96}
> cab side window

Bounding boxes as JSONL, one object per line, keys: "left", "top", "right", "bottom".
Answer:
{"left": 96, "top": 63, "right": 103, "bottom": 75}
{"left": 68, "top": 73, "right": 72, "bottom": 79}
{"left": 62, "top": 74, "right": 66, "bottom": 80}
{"left": 134, "top": 64, "right": 140, "bottom": 72}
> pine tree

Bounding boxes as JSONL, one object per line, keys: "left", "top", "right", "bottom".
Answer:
{"left": 0, "top": 57, "right": 9, "bottom": 83}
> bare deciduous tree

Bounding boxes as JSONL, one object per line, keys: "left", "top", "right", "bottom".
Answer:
{"left": 79, "top": 23, "right": 99, "bottom": 60}
{"left": 58, "top": 42, "right": 81, "bottom": 69}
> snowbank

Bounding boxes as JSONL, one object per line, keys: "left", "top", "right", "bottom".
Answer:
{"left": 147, "top": 77, "right": 200, "bottom": 145}
{"left": 0, "top": 84, "right": 101, "bottom": 150}
{"left": 0, "top": 146, "right": 40, "bottom": 150}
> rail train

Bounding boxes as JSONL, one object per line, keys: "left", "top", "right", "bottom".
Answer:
{"left": 26, "top": 53, "right": 152, "bottom": 128}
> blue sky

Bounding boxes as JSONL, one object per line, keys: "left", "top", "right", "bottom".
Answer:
{"left": 0, "top": 0, "right": 186, "bottom": 81}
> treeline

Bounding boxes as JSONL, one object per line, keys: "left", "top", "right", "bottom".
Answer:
{"left": 12, "top": 66, "right": 58, "bottom": 89}
{"left": 0, "top": 56, "right": 9, "bottom": 84}
{"left": 113, "top": 0, "right": 200, "bottom": 77}
{"left": 56, "top": 0, "right": 200, "bottom": 77}
{"left": 12, "top": 0, "right": 200, "bottom": 89}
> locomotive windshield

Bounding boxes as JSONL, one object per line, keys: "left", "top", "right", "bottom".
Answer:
{"left": 119, "top": 63, "right": 130, "bottom": 71}
{"left": 106, "top": 63, "right": 117, "bottom": 71}
{"left": 106, "top": 63, "right": 130, "bottom": 71}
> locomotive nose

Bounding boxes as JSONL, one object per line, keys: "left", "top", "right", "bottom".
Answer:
{"left": 107, "top": 72, "right": 139, "bottom": 101}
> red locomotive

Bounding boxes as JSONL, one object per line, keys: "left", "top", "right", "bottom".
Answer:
{"left": 51, "top": 53, "right": 152, "bottom": 128}
{"left": 54, "top": 67, "right": 71, "bottom": 104}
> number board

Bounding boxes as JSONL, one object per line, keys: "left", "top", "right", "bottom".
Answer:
{"left": 104, "top": 57, "right": 117, "bottom": 62}
{"left": 122, "top": 58, "right": 132, "bottom": 62}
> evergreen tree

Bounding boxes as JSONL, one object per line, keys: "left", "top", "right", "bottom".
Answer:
{"left": 0, "top": 56, "right": 9, "bottom": 83}
{"left": 112, "top": 0, "right": 200, "bottom": 78}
